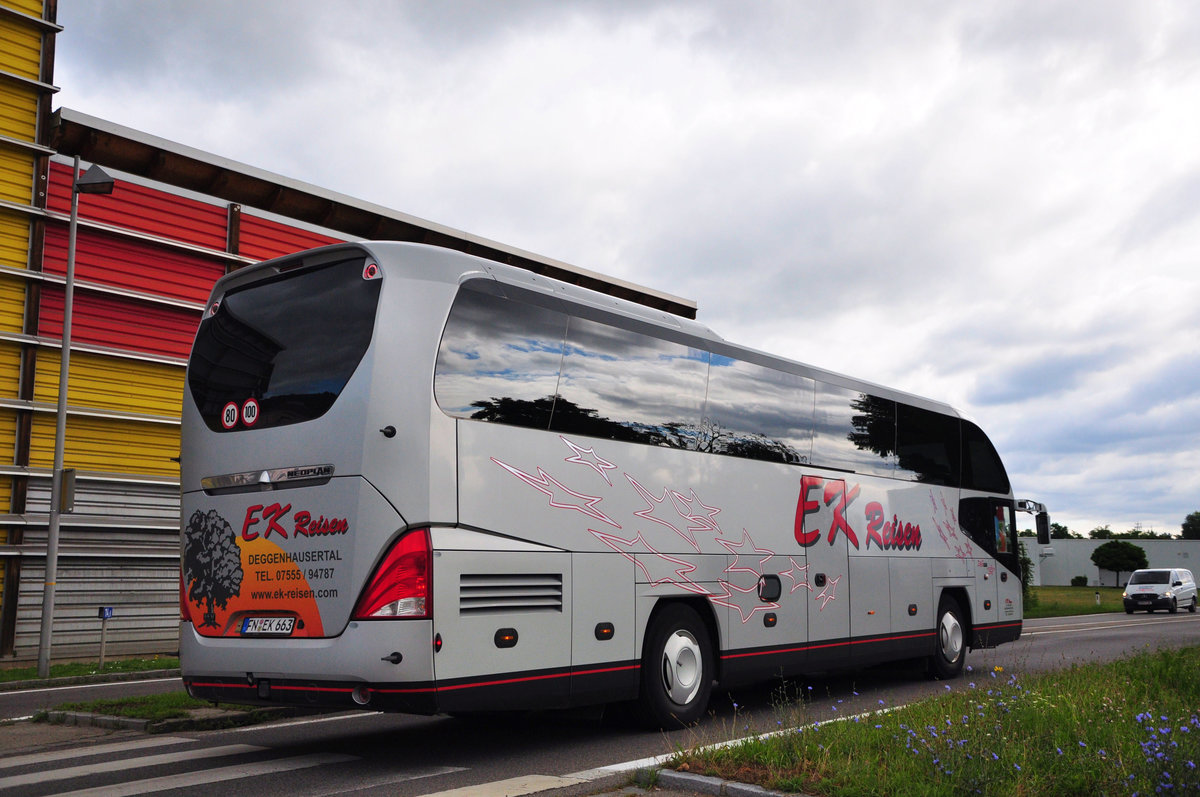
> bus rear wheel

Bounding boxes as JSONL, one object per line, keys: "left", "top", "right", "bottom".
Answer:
{"left": 636, "top": 604, "right": 713, "bottom": 728}
{"left": 930, "top": 595, "right": 965, "bottom": 680}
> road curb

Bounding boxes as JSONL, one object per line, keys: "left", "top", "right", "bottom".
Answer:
{"left": 0, "top": 668, "right": 182, "bottom": 693}
{"left": 635, "top": 767, "right": 806, "bottom": 796}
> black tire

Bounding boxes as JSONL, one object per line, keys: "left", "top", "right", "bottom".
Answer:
{"left": 1169, "top": 599, "right": 1178, "bottom": 614}
{"left": 1125, "top": 607, "right": 1134, "bottom": 614}
{"left": 635, "top": 604, "right": 714, "bottom": 728}
{"left": 930, "top": 595, "right": 966, "bottom": 680}
{"left": 1190, "top": 598, "right": 1197, "bottom": 614}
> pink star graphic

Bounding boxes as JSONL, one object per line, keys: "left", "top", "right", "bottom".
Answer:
{"left": 590, "top": 529, "right": 709, "bottom": 594}
{"left": 708, "top": 579, "right": 779, "bottom": 623}
{"left": 780, "top": 557, "right": 813, "bottom": 594}
{"left": 668, "top": 489, "right": 722, "bottom": 550}
{"left": 561, "top": 437, "right": 618, "bottom": 485}
{"left": 626, "top": 475, "right": 691, "bottom": 547}
{"left": 815, "top": 574, "right": 842, "bottom": 611}
{"left": 716, "top": 529, "right": 775, "bottom": 579}
{"left": 492, "top": 458, "right": 620, "bottom": 528}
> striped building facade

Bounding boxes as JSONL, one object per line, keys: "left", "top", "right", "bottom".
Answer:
{"left": 0, "top": 0, "right": 61, "bottom": 659}
{"left": 0, "top": 0, "right": 351, "bottom": 660}
{"left": 0, "top": 1, "right": 692, "bottom": 663}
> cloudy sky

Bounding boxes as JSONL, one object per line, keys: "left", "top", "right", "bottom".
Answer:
{"left": 54, "top": 1, "right": 1200, "bottom": 536}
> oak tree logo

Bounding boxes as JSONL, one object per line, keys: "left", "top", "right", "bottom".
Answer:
{"left": 183, "top": 509, "right": 244, "bottom": 629}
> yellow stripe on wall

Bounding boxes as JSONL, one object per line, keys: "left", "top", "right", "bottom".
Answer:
{"left": 0, "top": 81, "right": 38, "bottom": 142}
{"left": 30, "top": 413, "right": 180, "bottom": 477}
{"left": 0, "top": 339, "right": 20, "bottom": 397}
{"left": 0, "top": 406, "right": 15, "bottom": 463}
{"left": 0, "top": 271, "right": 26, "bottom": 333}
{"left": 0, "top": 14, "right": 42, "bottom": 80}
{"left": 0, "top": 145, "right": 34, "bottom": 205}
{"left": 1, "top": 1, "right": 46, "bottom": 19}
{"left": 35, "top": 351, "right": 185, "bottom": 418}
{"left": 0, "top": 210, "right": 30, "bottom": 272}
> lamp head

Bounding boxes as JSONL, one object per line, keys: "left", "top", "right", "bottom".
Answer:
{"left": 74, "top": 164, "right": 115, "bottom": 195}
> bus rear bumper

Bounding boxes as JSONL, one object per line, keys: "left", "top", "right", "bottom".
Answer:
{"left": 180, "top": 620, "right": 438, "bottom": 714}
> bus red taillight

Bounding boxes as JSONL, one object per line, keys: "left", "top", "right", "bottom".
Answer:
{"left": 352, "top": 528, "right": 431, "bottom": 619}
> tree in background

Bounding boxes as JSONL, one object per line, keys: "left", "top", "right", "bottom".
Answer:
{"left": 1089, "top": 525, "right": 1114, "bottom": 539}
{"left": 1050, "top": 522, "right": 1078, "bottom": 539}
{"left": 1091, "top": 540, "right": 1148, "bottom": 585}
{"left": 1183, "top": 511, "right": 1200, "bottom": 540}
{"left": 1018, "top": 540, "right": 1037, "bottom": 609}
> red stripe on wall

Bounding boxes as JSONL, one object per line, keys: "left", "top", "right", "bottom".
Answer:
{"left": 48, "top": 162, "right": 228, "bottom": 251}
{"left": 43, "top": 226, "right": 226, "bottom": 305}
{"left": 238, "top": 212, "right": 343, "bottom": 262}
{"left": 40, "top": 287, "right": 200, "bottom": 359}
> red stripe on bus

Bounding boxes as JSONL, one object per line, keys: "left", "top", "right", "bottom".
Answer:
{"left": 722, "top": 630, "right": 936, "bottom": 660}
{"left": 434, "top": 664, "right": 640, "bottom": 693}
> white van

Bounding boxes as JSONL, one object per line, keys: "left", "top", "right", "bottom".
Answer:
{"left": 1122, "top": 568, "right": 1198, "bottom": 614}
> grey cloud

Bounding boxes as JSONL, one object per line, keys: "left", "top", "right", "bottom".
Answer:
{"left": 1122, "top": 170, "right": 1200, "bottom": 251}
{"left": 51, "top": 0, "right": 1200, "bottom": 535}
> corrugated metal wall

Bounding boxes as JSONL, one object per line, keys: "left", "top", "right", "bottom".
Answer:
{"left": 0, "top": 0, "right": 58, "bottom": 657}
{"left": 0, "top": 0, "right": 352, "bottom": 662}
{"left": 1, "top": 158, "right": 343, "bottom": 661}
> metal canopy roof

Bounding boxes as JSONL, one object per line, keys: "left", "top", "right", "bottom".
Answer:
{"left": 49, "top": 108, "right": 697, "bottom": 319}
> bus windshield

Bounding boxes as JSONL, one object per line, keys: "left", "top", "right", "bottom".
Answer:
{"left": 187, "top": 256, "right": 381, "bottom": 432}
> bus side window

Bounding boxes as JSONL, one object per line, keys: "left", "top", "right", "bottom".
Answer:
{"left": 704, "top": 356, "right": 814, "bottom": 464}
{"left": 434, "top": 287, "right": 569, "bottom": 430}
{"left": 961, "top": 420, "right": 1011, "bottom": 494}
{"left": 553, "top": 317, "right": 708, "bottom": 449}
{"left": 896, "top": 404, "right": 961, "bottom": 486}
{"left": 812, "top": 385, "right": 896, "bottom": 477}
{"left": 959, "top": 497, "right": 1019, "bottom": 565}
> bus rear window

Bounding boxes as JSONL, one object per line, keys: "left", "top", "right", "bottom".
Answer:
{"left": 188, "top": 257, "right": 381, "bottom": 432}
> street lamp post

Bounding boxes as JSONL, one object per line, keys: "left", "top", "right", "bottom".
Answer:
{"left": 36, "top": 156, "right": 114, "bottom": 678}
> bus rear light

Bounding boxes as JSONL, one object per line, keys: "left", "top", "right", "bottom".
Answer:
{"left": 352, "top": 528, "right": 431, "bottom": 619}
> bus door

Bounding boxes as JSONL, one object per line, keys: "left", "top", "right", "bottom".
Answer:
{"left": 796, "top": 474, "right": 852, "bottom": 670}
{"left": 960, "top": 497, "right": 1016, "bottom": 631}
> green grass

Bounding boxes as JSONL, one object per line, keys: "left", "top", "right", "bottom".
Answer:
{"left": 50, "top": 691, "right": 212, "bottom": 722}
{"left": 0, "top": 657, "right": 179, "bottom": 684}
{"left": 1024, "top": 585, "right": 1124, "bottom": 618}
{"left": 673, "top": 647, "right": 1200, "bottom": 796}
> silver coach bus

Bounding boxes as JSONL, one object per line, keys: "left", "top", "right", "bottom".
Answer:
{"left": 180, "top": 242, "right": 1035, "bottom": 727}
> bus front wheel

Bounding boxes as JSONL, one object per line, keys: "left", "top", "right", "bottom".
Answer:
{"left": 931, "top": 595, "right": 966, "bottom": 680}
{"left": 636, "top": 604, "right": 713, "bottom": 728}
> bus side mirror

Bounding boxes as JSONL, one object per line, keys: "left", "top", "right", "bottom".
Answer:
{"left": 1036, "top": 512, "right": 1050, "bottom": 545}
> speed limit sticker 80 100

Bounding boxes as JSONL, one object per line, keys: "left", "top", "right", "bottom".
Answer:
{"left": 222, "top": 398, "right": 260, "bottom": 430}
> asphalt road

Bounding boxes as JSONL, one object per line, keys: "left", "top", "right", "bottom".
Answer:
{"left": 2, "top": 612, "right": 1198, "bottom": 796}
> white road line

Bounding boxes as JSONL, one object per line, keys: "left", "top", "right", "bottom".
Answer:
{"left": 317, "top": 766, "right": 468, "bottom": 795}
{"left": 0, "top": 744, "right": 265, "bottom": 789}
{"left": 223, "top": 710, "right": 379, "bottom": 733}
{"left": 1023, "top": 617, "right": 1187, "bottom": 636}
{"left": 0, "top": 736, "right": 194, "bottom": 769}
{"left": 51, "top": 752, "right": 358, "bottom": 797}
{"left": 419, "top": 774, "right": 591, "bottom": 797}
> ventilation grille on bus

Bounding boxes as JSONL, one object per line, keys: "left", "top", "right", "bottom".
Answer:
{"left": 459, "top": 573, "right": 564, "bottom": 614}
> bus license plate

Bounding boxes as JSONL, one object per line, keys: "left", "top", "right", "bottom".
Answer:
{"left": 241, "top": 617, "right": 295, "bottom": 635}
